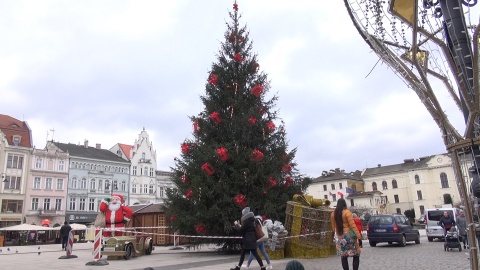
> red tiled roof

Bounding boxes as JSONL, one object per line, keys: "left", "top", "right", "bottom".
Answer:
{"left": 118, "top": 143, "right": 133, "bottom": 160}
{"left": 0, "top": 114, "right": 32, "bottom": 148}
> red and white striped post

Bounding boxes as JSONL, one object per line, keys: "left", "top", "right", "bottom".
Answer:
{"left": 58, "top": 229, "right": 77, "bottom": 259}
{"left": 85, "top": 228, "right": 108, "bottom": 266}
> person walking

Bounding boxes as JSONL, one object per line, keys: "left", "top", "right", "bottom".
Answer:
{"left": 352, "top": 213, "right": 363, "bottom": 248}
{"left": 439, "top": 211, "right": 456, "bottom": 236}
{"left": 231, "top": 207, "right": 266, "bottom": 270}
{"left": 457, "top": 210, "right": 468, "bottom": 249}
{"left": 331, "top": 198, "right": 361, "bottom": 270}
{"left": 59, "top": 221, "right": 72, "bottom": 250}
{"left": 245, "top": 215, "right": 272, "bottom": 269}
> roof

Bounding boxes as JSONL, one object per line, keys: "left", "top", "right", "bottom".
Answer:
{"left": 312, "top": 169, "right": 363, "bottom": 183}
{"left": 130, "top": 203, "right": 165, "bottom": 214}
{"left": 362, "top": 155, "right": 444, "bottom": 177}
{"left": 118, "top": 143, "right": 133, "bottom": 160}
{"left": 52, "top": 142, "right": 130, "bottom": 163}
{"left": 0, "top": 114, "right": 32, "bottom": 148}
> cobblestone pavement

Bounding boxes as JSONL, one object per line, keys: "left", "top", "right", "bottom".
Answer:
{"left": 0, "top": 232, "right": 474, "bottom": 270}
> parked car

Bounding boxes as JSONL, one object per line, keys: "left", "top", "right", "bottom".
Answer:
{"left": 418, "top": 215, "right": 425, "bottom": 224}
{"left": 102, "top": 234, "right": 154, "bottom": 260}
{"left": 366, "top": 214, "right": 420, "bottom": 247}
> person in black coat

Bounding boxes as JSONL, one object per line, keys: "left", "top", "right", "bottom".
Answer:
{"left": 439, "top": 211, "right": 456, "bottom": 236}
{"left": 230, "top": 207, "right": 265, "bottom": 270}
{"left": 59, "top": 221, "right": 72, "bottom": 250}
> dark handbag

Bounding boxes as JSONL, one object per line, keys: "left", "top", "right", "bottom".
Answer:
{"left": 349, "top": 229, "right": 357, "bottom": 239}
{"left": 254, "top": 220, "right": 265, "bottom": 240}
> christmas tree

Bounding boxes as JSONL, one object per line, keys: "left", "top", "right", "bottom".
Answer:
{"left": 164, "top": 2, "right": 311, "bottom": 248}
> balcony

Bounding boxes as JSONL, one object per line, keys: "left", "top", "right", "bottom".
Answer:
{"left": 39, "top": 209, "right": 61, "bottom": 216}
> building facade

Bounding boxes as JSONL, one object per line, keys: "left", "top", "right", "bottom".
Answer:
{"left": 0, "top": 114, "right": 33, "bottom": 228}
{"left": 52, "top": 140, "right": 130, "bottom": 224}
{"left": 24, "top": 144, "right": 69, "bottom": 227}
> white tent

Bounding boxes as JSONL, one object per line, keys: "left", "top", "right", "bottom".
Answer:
{"left": 0, "top": 224, "right": 56, "bottom": 231}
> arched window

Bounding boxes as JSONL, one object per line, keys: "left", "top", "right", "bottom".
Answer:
{"left": 351, "top": 184, "right": 357, "bottom": 192}
{"left": 121, "top": 181, "right": 126, "bottom": 191}
{"left": 80, "top": 178, "right": 87, "bottom": 189}
{"left": 440, "top": 172, "right": 449, "bottom": 188}
{"left": 392, "top": 179, "right": 398, "bottom": 189}
{"left": 382, "top": 181, "right": 388, "bottom": 190}
{"left": 71, "top": 177, "right": 77, "bottom": 189}
{"left": 90, "top": 179, "right": 96, "bottom": 190}
{"left": 415, "top": 175, "right": 420, "bottom": 184}
{"left": 372, "top": 182, "right": 377, "bottom": 191}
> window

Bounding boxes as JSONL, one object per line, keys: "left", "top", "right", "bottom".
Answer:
{"left": 105, "top": 180, "right": 110, "bottom": 191}
{"left": 417, "top": 190, "right": 423, "bottom": 200}
{"left": 56, "top": 179, "right": 64, "bottom": 190}
{"left": 145, "top": 167, "right": 149, "bottom": 176}
{"left": 142, "top": 152, "right": 146, "bottom": 160}
{"left": 71, "top": 177, "right": 77, "bottom": 189}
{"left": 392, "top": 179, "right": 398, "bottom": 189}
{"left": 2, "top": 200, "right": 23, "bottom": 213}
{"left": 12, "top": 135, "right": 21, "bottom": 146}
{"left": 396, "top": 208, "right": 401, "bottom": 214}
{"left": 133, "top": 166, "right": 137, "bottom": 176}
{"left": 55, "top": 199, "right": 62, "bottom": 211}
{"left": 394, "top": 195, "right": 399, "bottom": 203}
{"left": 331, "top": 184, "right": 335, "bottom": 190}
{"left": 324, "top": 195, "right": 328, "bottom": 199}
{"left": 140, "top": 167, "right": 143, "bottom": 175}
{"left": 382, "top": 181, "right": 388, "bottom": 190}
{"left": 132, "top": 184, "right": 137, "bottom": 194}
{"left": 90, "top": 179, "right": 96, "bottom": 191}
{"left": 332, "top": 194, "right": 337, "bottom": 202}
{"left": 4, "top": 176, "right": 21, "bottom": 190}
{"left": 45, "top": 178, "right": 52, "bottom": 189}
{"left": 420, "top": 205, "right": 425, "bottom": 215}
{"left": 69, "top": 198, "right": 76, "bottom": 210}
{"left": 121, "top": 181, "right": 126, "bottom": 192}
{"left": 80, "top": 178, "right": 87, "bottom": 189}
{"left": 323, "top": 185, "right": 327, "bottom": 191}
{"left": 150, "top": 168, "right": 154, "bottom": 177}
{"left": 35, "top": 157, "right": 42, "bottom": 169}
{"left": 58, "top": 160, "right": 65, "bottom": 171}
{"left": 149, "top": 184, "right": 154, "bottom": 194}
{"left": 89, "top": 198, "right": 95, "bottom": 211}
{"left": 31, "top": 198, "right": 39, "bottom": 210}
{"left": 440, "top": 172, "right": 449, "bottom": 188}
{"left": 113, "top": 180, "right": 118, "bottom": 191}
{"left": 43, "top": 198, "right": 51, "bottom": 210}
{"left": 33, "top": 177, "right": 41, "bottom": 189}
{"left": 79, "top": 198, "right": 86, "bottom": 211}
{"left": 372, "top": 182, "right": 377, "bottom": 191}
{"left": 7, "top": 154, "right": 24, "bottom": 169}
{"left": 351, "top": 184, "right": 357, "bottom": 191}
{"left": 415, "top": 174, "right": 420, "bottom": 184}
{"left": 160, "top": 187, "right": 164, "bottom": 197}
{"left": 143, "top": 184, "right": 148, "bottom": 194}
{"left": 339, "top": 183, "right": 343, "bottom": 189}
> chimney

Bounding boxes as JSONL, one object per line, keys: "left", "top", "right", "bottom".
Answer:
{"left": 84, "top": 140, "right": 89, "bottom": 148}
{"left": 96, "top": 143, "right": 101, "bottom": 149}
{"left": 377, "top": 164, "right": 381, "bottom": 167}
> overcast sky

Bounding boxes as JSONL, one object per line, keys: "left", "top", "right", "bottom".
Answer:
{"left": 0, "top": 1, "right": 468, "bottom": 177}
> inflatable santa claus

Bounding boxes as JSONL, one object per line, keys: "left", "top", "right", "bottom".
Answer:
{"left": 99, "top": 193, "right": 132, "bottom": 237}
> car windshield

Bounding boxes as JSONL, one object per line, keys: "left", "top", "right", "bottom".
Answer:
{"left": 428, "top": 210, "right": 453, "bottom": 221}
{"left": 369, "top": 216, "right": 393, "bottom": 225}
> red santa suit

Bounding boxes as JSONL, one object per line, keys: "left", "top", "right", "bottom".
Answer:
{"left": 99, "top": 194, "right": 132, "bottom": 237}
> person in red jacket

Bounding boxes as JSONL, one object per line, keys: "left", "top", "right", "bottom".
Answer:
{"left": 352, "top": 213, "right": 363, "bottom": 248}
{"left": 99, "top": 194, "right": 132, "bottom": 237}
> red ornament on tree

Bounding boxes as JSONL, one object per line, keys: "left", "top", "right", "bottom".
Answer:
{"left": 233, "top": 53, "right": 243, "bottom": 63}
{"left": 282, "top": 163, "right": 292, "bottom": 174}
{"left": 250, "top": 149, "right": 264, "bottom": 161}
{"left": 194, "top": 224, "right": 207, "bottom": 234}
{"left": 193, "top": 121, "right": 199, "bottom": 133}
{"left": 250, "top": 84, "right": 263, "bottom": 97}
{"left": 216, "top": 147, "right": 229, "bottom": 161}
{"left": 208, "top": 73, "right": 218, "bottom": 86}
{"left": 268, "top": 177, "right": 277, "bottom": 188}
{"left": 201, "top": 162, "right": 215, "bottom": 175}
{"left": 210, "top": 111, "right": 222, "bottom": 124}
{"left": 285, "top": 176, "right": 294, "bottom": 184}
{"left": 185, "top": 189, "right": 193, "bottom": 199}
{"left": 170, "top": 215, "right": 176, "bottom": 221}
{"left": 248, "top": 116, "right": 256, "bottom": 125}
{"left": 181, "top": 143, "right": 190, "bottom": 154}
{"left": 266, "top": 121, "right": 275, "bottom": 133}
{"left": 233, "top": 3, "right": 238, "bottom": 11}
{"left": 181, "top": 175, "right": 189, "bottom": 184}
{"left": 234, "top": 194, "right": 247, "bottom": 208}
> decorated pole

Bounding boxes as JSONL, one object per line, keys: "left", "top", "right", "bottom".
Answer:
{"left": 58, "top": 230, "right": 77, "bottom": 259}
{"left": 85, "top": 228, "right": 109, "bottom": 266}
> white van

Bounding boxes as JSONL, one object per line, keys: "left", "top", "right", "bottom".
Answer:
{"left": 425, "top": 207, "right": 461, "bottom": 242}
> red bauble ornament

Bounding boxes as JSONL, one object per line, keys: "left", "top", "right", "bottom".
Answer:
{"left": 251, "top": 84, "right": 263, "bottom": 97}
{"left": 234, "top": 194, "right": 246, "bottom": 207}
{"left": 201, "top": 162, "right": 215, "bottom": 175}
{"left": 193, "top": 121, "right": 199, "bottom": 133}
{"left": 233, "top": 53, "right": 243, "bottom": 63}
{"left": 266, "top": 121, "right": 275, "bottom": 133}
{"left": 210, "top": 111, "right": 222, "bottom": 124}
{"left": 216, "top": 147, "right": 229, "bottom": 161}
{"left": 185, "top": 189, "right": 193, "bottom": 199}
{"left": 248, "top": 116, "right": 256, "bottom": 125}
{"left": 233, "top": 3, "right": 238, "bottom": 11}
{"left": 181, "top": 143, "right": 190, "bottom": 154}
{"left": 250, "top": 149, "right": 264, "bottom": 161}
{"left": 194, "top": 224, "right": 207, "bottom": 234}
{"left": 170, "top": 215, "right": 176, "bottom": 221}
{"left": 208, "top": 73, "right": 218, "bottom": 86}
{"left": 268, "top": 177, "right": 277, "bottom": 188}
{"left": 285, "top": 176, "right": 293, "bottom": 184}
{"left": 181, "top": 175, "right": 188, "bottom": 184}
{"left": 282, "top": 163, "right": 292, "bottom": 174}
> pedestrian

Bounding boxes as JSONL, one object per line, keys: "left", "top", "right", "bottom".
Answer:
{"left": 284, "top": 260, "right": 304, "bottom": 270}
{"left": 457, "top": 210, "right": 468, "bottom": 249}
{"left": 231, "top": 207, "right": 266, "bottom": 270}
{"left": 331, "top": 198, "right": 361, "bottom": 270}
{"left": 59, "top": 221, "right": 72, "bottom": 250}
{"left": 438, "top": 211, "right": 456, "bottom": 236}
{"left": 352, "top": 213, "right": 363, "bottom": 248}
{"left": 245, "top": 215, "right": 272, "bottom": 269}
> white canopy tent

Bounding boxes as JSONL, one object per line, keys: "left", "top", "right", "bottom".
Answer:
{"left": 0, "top": 224, "right": 56, "bottom": 231}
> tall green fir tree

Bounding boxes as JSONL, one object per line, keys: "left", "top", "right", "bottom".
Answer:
{"left": 164, "top": 2, "right": 312, "bottom": 247}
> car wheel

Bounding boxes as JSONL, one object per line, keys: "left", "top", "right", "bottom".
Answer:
{"left": 427, "top": 237, "right": 433, "bottom": 242}
{"left": 399, "top": 235, "right": 406, "bottom": 247}
{"left": 124, "top": 243, "right": 133, "bottom": 260}
{"left": 369, "top": 241, "right": 377, "bottom": 247}
{"left": 145, "top": 241, "right": 153, "bottom": 255}
{"left": 415, "top": 234, "right": 420, "bottom": 244}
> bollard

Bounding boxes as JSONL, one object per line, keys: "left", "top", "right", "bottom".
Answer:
{"left": 85, "top": 228, "right": 109, "bottom": 266}
{"left": 58, "top": 230, "right": 78, "bottom": 259}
